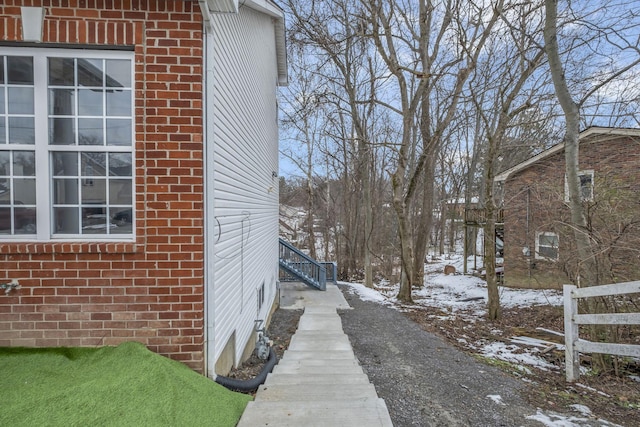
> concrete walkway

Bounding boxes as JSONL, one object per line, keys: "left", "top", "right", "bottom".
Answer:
{"left": 237, "top": 282, "right": 393, "bottom": 427}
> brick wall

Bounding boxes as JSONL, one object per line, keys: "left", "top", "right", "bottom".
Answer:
{"left": 503, "top": 135, "right": 640, "bottom": 289}
{"left": 0, "top": 0, "right": 206, "bottom": 372}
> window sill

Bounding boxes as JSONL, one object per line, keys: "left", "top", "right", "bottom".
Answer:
{"left": 0, "top": 241, "right": 142, "bottom": 255}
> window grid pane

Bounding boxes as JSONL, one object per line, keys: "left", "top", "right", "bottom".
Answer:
{"left": 51, "top": 151, "right": 132, "bottom": 235}
{"left": 0, "top": 51, "right": 133, "bottom": 240}
{"left": 1, "top": 56, "right": 35, "bottom": 146}
{"left": 0, "top": 150, "right": 36, "bottom": 235}
{"left": 0, "top": 55, "right": 37, "bottom": 235}
{"left": 47, "top": 54, "right": 133, "bottom": 237}
{"left": 48, "top": 58, "right": 133, "bottom": 148}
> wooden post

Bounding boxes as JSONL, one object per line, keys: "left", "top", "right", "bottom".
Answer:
{"left": 563, "top": 284, "right": 580, "bottom": 382}
{"left": 463, "top": 223, "right": 468, "bottom": 274}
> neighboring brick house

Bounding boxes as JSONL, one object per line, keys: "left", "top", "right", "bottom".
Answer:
{"left": 0, "top": 0, "right": 287, "bottom": 378}
{"left": 495, "top": 127, "right": 640, "bottom": 289}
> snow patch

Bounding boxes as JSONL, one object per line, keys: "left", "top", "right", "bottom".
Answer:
{"left": 569, "top": 404, "right": 592, "bottom": 417}
{"left": 575, "top": 383, "right": 611, "bottom": 398}
{"left": 338, "top": 281, "right": 390, "bottom": 305}
{"left": 526, "top": 408, "right": 622, "bottom": 427}
{"left": 480, "top": 342, "right": 557, "bottom": 372}
{"left": 487, "top": 394, "right": 505, "bottom": 405}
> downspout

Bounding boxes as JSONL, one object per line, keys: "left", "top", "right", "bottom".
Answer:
{"left": 199, "top": 0, "right": 214, "bottom": 378}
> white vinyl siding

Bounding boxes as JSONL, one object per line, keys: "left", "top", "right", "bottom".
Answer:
{"left": 207, "top": 6, "right": 280, "bottom": 370}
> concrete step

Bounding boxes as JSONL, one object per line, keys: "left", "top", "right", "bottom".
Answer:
{"left": 237, "top": 399, "right": 393, "bottom": 427}
{"left": 290, "top": 330, "right": 349, "bottom": 337}
{"left": 276, "top": 358, "right": 361, "bottom": 370}
{"left": 264, "top": 373, "right": 370, "bottom": 386}
{"left": 289, "top": 332, "right": 351, "bottom": 343}
{"left": 304, "top": 306, "right": 338, "bottom": 314}
{"left": 282, "top": 350, "right": 356, "bottom": 360}
{"left": 297, "top": 315, "right": 344, "bottom": 331}
{"left": 253, "top": 383, "right": 380, "bottom": 402}
{"left": 272, "top": 363, "right": 364, "bottom": 375}
{"left": 288, "top": 338, "right": 353, "bottom": 352}
{"left": 276, "top": 358, "right": 361, "bottom": 366}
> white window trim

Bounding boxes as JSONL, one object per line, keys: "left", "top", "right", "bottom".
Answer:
{"left": 535, "top": 231, "right": 559, "bottom": 261}
{"left": 564, "top": 169, "right": 594, "bottom": 203}
{"left": 0, "top": 47, "right": 135, "bottom": 242}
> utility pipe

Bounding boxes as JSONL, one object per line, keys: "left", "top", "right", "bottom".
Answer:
{"left": 214, "top": 348, "right": 278, "bottom": 393}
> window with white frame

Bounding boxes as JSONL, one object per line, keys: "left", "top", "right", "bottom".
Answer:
{"left": 535, "top": 231, "right": 559, "bottom": 261}
{"left": 0, "top": 48, "right": 134, "bottom": 239}
{"left": 564, "top": 170, "right": 594, "bottom": 202}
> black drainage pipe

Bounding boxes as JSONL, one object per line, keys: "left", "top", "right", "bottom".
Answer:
{"left": 214, "top": 347, "right": 278, "bottom": 393}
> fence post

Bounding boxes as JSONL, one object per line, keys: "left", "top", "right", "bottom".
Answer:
{"left": 563, "top": 284, "right": 580, "bottom": 382}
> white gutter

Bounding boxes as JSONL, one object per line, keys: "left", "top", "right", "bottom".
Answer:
{"left": 198, "top": 0, "right": 216, "bottom": 378}
{"left": 205, "top": 0, "right": 238, "bottom": 13}
{"left": 197, "top": 0, "right": 213, "bottom": 31}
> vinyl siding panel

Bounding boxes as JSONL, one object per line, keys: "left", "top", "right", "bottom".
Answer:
{"left": 208, "top": 6, "right": 280, "bottom": 367}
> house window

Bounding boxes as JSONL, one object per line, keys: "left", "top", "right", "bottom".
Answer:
{"left": 565, "top": 170, "right": 594, "bottom": 202}
{"left": 535, "top": 232, "right": 559, "bottom": 261}
{"left": 0, "top": 49, "right": 134, "bottom": 239}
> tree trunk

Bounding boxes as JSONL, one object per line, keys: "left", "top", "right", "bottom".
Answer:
{"left": 484, "top": 184, "right": 500, "bottom": 320}
{"left": 362, "top": 142, "right": 374, "bottom": 288}
{"left": 306, "top": 175, "right": 317, "bottom": 260}
{"left": 543, "top": 0, "right": 597, "bottom": 288}
{"left": 392, "top": 170, "right": 414, "bottom": 303}
{"left": 545, "top": 0, "right": 608, "bottom": 371}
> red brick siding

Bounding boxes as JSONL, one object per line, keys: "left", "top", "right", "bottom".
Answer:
{"left": 0, "top": 1, "right": 206, "bottom": 372}
{"left": 502, "top": 135, "right": 640, "bottom": 288}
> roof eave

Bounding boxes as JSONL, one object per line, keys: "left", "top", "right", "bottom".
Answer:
{"left": 494, "top": 126, "right": 640, "bottom": 183}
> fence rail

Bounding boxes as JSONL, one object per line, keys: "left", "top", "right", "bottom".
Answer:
{"left": 563, "top": 281, "right": 640, "bottom": 382}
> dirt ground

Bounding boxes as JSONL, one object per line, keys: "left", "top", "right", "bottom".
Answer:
{"left": 227, "top": 295, "right": 639, "bottom": 425}
{"left": 403, "top": 303, "right": 640, "bottom": 426}
{"left": 226, "top": 308, "right": 303, "bottom": 383}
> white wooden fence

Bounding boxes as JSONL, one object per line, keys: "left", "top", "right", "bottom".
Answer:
{"left": 563, "top": 281, "right": 640, "bottom": 381}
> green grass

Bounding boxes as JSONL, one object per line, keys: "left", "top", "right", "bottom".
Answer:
{"left": 0, "top": 342, "right": 252, "bottom": 427}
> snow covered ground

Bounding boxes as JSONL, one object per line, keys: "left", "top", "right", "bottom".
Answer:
{"left": 340, "top": 254, "right": 564, "bottom": 372}
{"left": 339, "top": 254, "right": 625, "bottom": 427}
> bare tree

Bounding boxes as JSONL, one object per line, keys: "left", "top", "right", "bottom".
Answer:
{"left": 362, "top": 0, "right": 503, "bottom": 302}
{"left": 544, "top": 0, "right": 640, "bottom": 372}
{"left": 468, "top": 1, "right": 548, "bottom": 319}
{"left": 543, "top": 0, "right": 640, "bottom": 287}
{"left": 284, "top": 0, "right": 383, "bottom": 285}
{"left": 280, "top": 55, "right": 329, "bottom": 259}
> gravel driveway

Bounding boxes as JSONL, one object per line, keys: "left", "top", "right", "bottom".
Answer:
{"left": 337, "top": 284, "right": 544, "bottom": 427}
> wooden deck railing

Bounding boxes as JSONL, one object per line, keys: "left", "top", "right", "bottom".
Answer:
{"left": 464, "top": 208, "right": 504, "bottom": 225}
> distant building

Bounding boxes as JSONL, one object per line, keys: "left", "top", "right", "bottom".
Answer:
{"left": 495, "top": 127, "right": 640, "bottom": 288}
